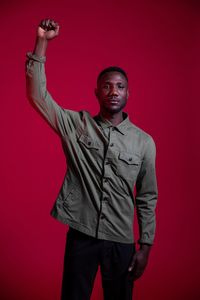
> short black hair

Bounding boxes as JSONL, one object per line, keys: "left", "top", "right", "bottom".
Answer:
{"left": 97, "top": 66, "right": 128, "bottom": 83}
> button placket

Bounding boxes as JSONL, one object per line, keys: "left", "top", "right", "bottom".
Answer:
{"left": 98, "top": 126, "right": 112, "bottom": 234}
{"left": 108, "top": 126, "right": 115, "bottom": 148}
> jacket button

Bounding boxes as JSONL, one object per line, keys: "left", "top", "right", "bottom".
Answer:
{"left": 110, "top": 143, "right": 114, "bottom": 147}
{"left": 100, "top": 214, "right": 105, "bottom": 219}
{"left": 129, "top": 157, "right": 132, "bottom": 161}
{"left": 88, "top": 141, "right": 91, "bottom": 145}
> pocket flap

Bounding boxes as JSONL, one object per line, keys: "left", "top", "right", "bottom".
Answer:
{"left": 118, "top": 152, "right": 140, "bottom": 165}
{"left": 78, "top": 134, "right": 100, "bottom": 149}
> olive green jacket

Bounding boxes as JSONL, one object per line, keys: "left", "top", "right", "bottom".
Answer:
{"left": 26, "top": 52, "right": 158, "bottom": 244}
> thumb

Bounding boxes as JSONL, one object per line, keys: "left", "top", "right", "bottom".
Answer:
{"left": 128, "top": 253, "right": 137, "bottom": 272}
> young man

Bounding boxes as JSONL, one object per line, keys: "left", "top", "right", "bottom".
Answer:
{"left": 26, "top": 19, "right": 158, "bottom": 300}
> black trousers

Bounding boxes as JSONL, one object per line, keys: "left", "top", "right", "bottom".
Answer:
{"left": 61, "top": 227, "right": 135, "bottom": 300}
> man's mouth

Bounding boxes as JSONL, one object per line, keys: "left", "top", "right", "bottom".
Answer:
{"left": 110, "top": 101, "right": 119, "bottom": 104}
{"left": 106, "top": 98, "right": 119, "bottom": 104}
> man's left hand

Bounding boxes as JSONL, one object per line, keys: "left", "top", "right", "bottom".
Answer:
{"left": 128, "top": 244, "right": 151, "bottom": 281}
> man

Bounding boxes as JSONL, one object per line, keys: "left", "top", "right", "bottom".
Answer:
{"left": 26, "top": 19, "right": 158, "bottom": 300}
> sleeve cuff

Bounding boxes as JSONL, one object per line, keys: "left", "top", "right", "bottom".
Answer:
{"left": 138, "top": 235, "right": 154, "bottom": 245}
{"left": 138, "top": 241, "right": 154, "bottom": 246}
{"left": 26, "top": 52, "right": 46, "bottom": 63}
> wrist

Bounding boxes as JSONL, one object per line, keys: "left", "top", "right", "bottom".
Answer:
{"left": 139, "top": 243, "right": 152, "bottom": 256}
{"left": 33, "top": 37, "right": 48, "bottom": 57}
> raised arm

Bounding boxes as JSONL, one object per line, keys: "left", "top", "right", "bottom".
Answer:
{"left": 26, "top": 19, "right": 79, "bottom": 137}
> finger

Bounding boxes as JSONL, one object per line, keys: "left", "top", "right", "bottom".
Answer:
{"left": 128, "top": 255, "right": 136, "bottom": 272}
{"left": 46, "top": 19, "right": 50, "bottom": 27}
{"left": 48, "top": 19, "right": 55, "bottom": 29}
{"left": 128, "top": 264, "right": 134, "bottom": 272}
{"left": 49, "top": 20, "right": 60, "bottom": 34}
{"left": 52, "top": 20, "right": 57, "bottom": 25}
{"left": 39, "top": 19, "right": 50, "bottom": 30}
{"left": 39, "top": 19, "right": 46, "bottom": 30}
{"left": 51, "top": 20, "right": 58, "bottom": 28}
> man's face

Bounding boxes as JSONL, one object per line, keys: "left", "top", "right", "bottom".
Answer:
{"left": 95, "top": 71, "right": 129, "bottom": 115}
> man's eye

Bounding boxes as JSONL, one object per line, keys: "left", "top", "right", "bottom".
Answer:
{"left": 118, "top": 85, "right": 125, "bottom": 89}
{"left": 103, "top": 85, "right": 110, "bottom": 89}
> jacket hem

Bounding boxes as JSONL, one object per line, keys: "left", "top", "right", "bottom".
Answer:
{"left": 51, "top": 212, "right": 134, "bottom": 244}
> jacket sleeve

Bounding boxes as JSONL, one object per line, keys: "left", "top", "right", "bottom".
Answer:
{"left": 135, "top": 136, "right": 158, "bottom": 245}
{"left": 25, "top": 52, "right": 79, "bottom": 138}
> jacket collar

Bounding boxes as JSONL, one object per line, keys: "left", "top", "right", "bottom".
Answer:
{"left": 94, "top": 112, "right": 130, "bottom": 135}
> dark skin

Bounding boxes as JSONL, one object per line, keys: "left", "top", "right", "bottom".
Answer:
{"left": 33, "top": 18, "right": 152, "bottom": 281}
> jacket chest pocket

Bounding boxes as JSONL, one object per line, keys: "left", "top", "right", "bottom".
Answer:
{"left": 116, "top": 152, "right": 141, "bottom": 182}
{"left": 77, "top": 133, "right": 102, "bottom": 160}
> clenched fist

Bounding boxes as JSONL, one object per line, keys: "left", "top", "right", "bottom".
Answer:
{"left": 33, "top": 19, "right": 60, "bottom": 56}
{"left": 37, "top": 19, "right": 60, "bottom": 40}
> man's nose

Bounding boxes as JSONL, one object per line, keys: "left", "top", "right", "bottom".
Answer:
{"left": 109, "top": 86, "right": 118, "bottom": 96}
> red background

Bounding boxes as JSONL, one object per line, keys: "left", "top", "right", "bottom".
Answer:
{"left": 0, "top": 0, "right": 199, "bottom": 299}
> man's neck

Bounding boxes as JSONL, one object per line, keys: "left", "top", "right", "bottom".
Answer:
{"left": 99, "top": 111, "right": 124, "bottom": 126}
